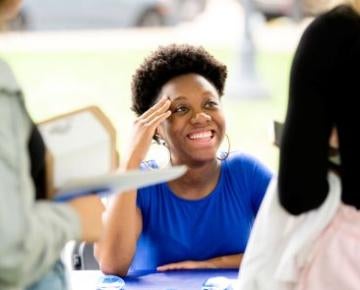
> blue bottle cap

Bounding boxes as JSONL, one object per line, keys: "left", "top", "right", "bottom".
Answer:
{"left": 96, "top": 275, "right": 125, "bottom": 290}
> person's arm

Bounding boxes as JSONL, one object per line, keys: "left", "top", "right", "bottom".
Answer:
{"left": 0, "top": 87, "right": 104, "bottom": 288}
{"left": 95, "top": 97, "right": 171, "bottom": 276}
{"left": 0, "top": 91, "right": 81, "bottom": 288}
{"left": 94, "top": 189, "right": 142, "bottom": 276}
{"left": 157, "top": 254, "right": 243, "bottom": 271}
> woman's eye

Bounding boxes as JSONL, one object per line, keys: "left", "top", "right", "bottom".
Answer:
{"left": 173, "top": 106, "right": 188, "bottom": 113}
{"left": 205, "top": 101, "right": 219, "bottom": 109}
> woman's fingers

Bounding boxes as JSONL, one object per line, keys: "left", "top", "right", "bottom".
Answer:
{"left": 157, "top": 261, "right": 201, "bottom": 271}
{"left": 140, "top": 96, "right": 170, "bottom": 120}
{"left": 142, "top": 99, "right": 171, "bottom": 125}
{"left": 157, "top": 263, "right": 179, "bottom": 271}
{"left": 146, "top": 110, "right": 171, "bottom": 127}
{"left": 134, "top": 97, "right": 171, "bottom": 133}
{"left": 124, "top": 98, "right": 170, "bottom": 169}
{"left": 134, "top": 109, "right": 170, "bottom": 132}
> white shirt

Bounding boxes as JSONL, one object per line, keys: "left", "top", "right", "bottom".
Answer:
{"left": 236, "top": 172, "right": 341, "bottom": 290}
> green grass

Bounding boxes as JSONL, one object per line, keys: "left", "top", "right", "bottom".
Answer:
{"left": 0, "top": 48, "right": 293, "bottom": 171}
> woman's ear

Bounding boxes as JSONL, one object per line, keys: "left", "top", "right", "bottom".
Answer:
{"left": 156, "top": 125, "right": 165, "bottom": 140}
{"left": 155, "top": 126, "right": 167, "bottom": 146}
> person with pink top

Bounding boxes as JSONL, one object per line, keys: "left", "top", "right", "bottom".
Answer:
{"left": 237, "top": 1, "right": 360, "bottom": 289}
{"left": 278, "top": 0, "right": 360, "bottom": 288}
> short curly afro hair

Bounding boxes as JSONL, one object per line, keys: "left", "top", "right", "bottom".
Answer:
{"left": 131, "top": 44, "right": 227, "bottom": 116}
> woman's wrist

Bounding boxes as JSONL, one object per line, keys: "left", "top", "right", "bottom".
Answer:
{"left": 121, "top": 156, "right": 142, "bottom": 170}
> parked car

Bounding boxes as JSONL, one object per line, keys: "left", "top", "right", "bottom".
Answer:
{"left": 9, "top": 0, "right": 178, "bottom": 30}
{"left": 253, "top": 0, "right": 320, "bottom": 21}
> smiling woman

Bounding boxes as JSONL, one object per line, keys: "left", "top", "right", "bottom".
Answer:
{"left": 94, "top": 44, "right": 273, "bottom": 276}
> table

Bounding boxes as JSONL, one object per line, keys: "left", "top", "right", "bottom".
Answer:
{"left": 70, "top": 269, "right": 239, "bottom": 290}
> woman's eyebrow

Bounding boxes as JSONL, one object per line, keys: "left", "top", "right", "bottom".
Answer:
{"left": 171, "top": 96, "right": 187, "bottom": 102}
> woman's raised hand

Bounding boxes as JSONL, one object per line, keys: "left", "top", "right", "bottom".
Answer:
{"left": 123, "top": 97, "right": 171, "bottom": 169}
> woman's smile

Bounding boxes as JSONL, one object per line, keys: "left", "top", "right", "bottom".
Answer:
{"left": 186, "top": 129, "right": 215, "bottom": 147}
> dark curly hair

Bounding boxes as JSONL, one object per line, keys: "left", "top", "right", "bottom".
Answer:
{"left": 131, "top": 44, "right": 227, "bottom": 116}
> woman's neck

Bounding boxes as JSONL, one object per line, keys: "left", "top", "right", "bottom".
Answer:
{"left": 168, "top": 159, "right": 221, "bottom": 200}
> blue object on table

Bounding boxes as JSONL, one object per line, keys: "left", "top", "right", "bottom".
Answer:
{"left": 96, "top": 275, "right": 125, "bottom": 290}
{"left": 201, "top": 276, "right": 234, "bottom": 290}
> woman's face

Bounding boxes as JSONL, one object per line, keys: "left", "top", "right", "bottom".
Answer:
{"left": 157, "top": 73, "right": 226, "bottom": 165}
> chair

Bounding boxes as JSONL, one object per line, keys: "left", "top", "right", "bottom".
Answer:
{"left": 72, "top": 242, "right": 99, "bottom": 270}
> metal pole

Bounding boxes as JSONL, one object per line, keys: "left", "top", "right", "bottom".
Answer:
{"left": 226, "top": 0, "right": 269, "bottom": 99}
{"left": 291, "top": 0, "right": 303, "bottom": 22}
{"left": 240, "top": 0, "right": 255, "bottom": 77}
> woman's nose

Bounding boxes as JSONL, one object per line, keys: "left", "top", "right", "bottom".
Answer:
{"left": 190, "top": 112, "right": 212, "bottom": 124}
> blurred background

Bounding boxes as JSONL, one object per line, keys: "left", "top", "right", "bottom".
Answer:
{"left": 0, "top": 0, "right": 320, "bottom": 171}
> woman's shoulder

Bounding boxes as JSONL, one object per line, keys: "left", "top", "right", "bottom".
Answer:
{"left": 224, "top": 151, "right": 266, "bottom": 169}
{"left": 0, "top": 59, "right": 20, "bottom": 91}
{"left": 224, "top": 151, "right": 272, "bottom": 179}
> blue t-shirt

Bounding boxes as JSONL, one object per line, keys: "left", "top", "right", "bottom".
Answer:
{"left": 131, "top": 152, "right": 272, "bottom": 271}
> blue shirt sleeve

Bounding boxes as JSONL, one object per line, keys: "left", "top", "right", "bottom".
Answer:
{"left": 137, "top": 160, "right": 160, "bottom": 221}
{"left": 228, "top": 153, "right": 272, "bottom": 213}
{"left": 249, "top": 157, "right": 272, "bottom": 213}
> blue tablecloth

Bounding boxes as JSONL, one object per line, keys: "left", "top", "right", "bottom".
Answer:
{"left": 124, "top": 269, "right": 239, "bottom": 290}
{"left": 70, "top": 269, "right": 239, "bottom": 290}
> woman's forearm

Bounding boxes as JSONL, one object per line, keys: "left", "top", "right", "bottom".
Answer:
{"left": 157, "top": 253, "right": 243, "bottom": 272}
{"left": 94, "top": 190, "right": 141, "bottom": 276}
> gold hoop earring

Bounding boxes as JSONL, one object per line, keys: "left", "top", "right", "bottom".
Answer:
{"left": 217, "top": 133, "right": 230, "bottom": 161}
